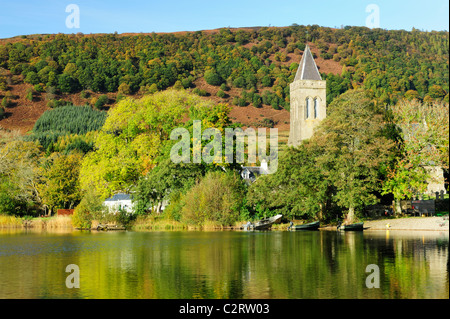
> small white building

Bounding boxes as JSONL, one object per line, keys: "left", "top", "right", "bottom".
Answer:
{"left": 240, "top": 160, "right": 270, "bottom": 184}
{"left": 103, "top": 193, "right": 134, "bottom": 213}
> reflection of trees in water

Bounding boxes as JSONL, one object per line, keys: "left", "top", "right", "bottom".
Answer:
{"left": 1, "top": 231, "right": 447, "bottom": 298}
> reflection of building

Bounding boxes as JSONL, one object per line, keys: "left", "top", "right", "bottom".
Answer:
{"left": 288, "top": 45, "right": 327, "bottom": 147}
{"left": 104, "top": 193, "right": 134, "bottom": 213}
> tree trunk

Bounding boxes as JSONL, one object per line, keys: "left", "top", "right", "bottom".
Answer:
{"left": 394, "top": 199, "right": 402, "bottom": 216}
{"left": 346, "top": 206, "right": 355, "bottom": 224}
{"left": 318, "top": 203, "right": 323, "bottom": 221}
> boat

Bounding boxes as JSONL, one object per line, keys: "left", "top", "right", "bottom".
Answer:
{"left": 337, "top": 222, "right": 364, "bottom": 231}
{"left": 289, "top": 220, "right": 320, "bottom": 231}
{"left": 243, "top": 214, "right": 283, "bottom": 231}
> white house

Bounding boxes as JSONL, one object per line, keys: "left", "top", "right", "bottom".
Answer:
{"left": 103, "top": 193, "right": 134, "bottom": 213}
{"left": 240, "top": 160, "right": 269, "bottom": 184}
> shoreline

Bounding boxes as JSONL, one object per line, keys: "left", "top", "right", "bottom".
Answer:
{"left": 0, "top": 215, "right": 448, "bottom": 232}
{"left": 362, "top": 216, "right": 449, "bottom": 231}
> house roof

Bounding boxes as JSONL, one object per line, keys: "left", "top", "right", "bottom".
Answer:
{"left": 294, "top": 45, "right": 322, "bottom": 81}
{"left": 104, "top": 193, "right": 132, "bottom": 202}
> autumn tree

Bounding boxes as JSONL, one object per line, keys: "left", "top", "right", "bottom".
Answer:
{"left": 79, "top": 90, "right": 216, "bottom": 199}
{"left": 247, "top": 140, "right": 333, "bottom": 221}
{"left": 313, "top": 89, "right": 395, "bottom": 223}
{"left": 0, "top": 135, "right": 42, "bottom": 215}
{"left": 37, "top": 152, "right": 83, "bottom": 213}
{"left": 382, "top": 99, "right": 449, "bottom": 213}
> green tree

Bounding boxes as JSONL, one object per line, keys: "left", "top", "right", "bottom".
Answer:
{"left": 95, "top": 94, "right": 108, "bottom": 109}
{"left": 204, "top": 70, "right": 222, "bottom": 86}
{"left": 248, "top": 141, "right": 333, "bottom": 221}
{"left": 37, "top": 152, "right": 83, "bottom": 213}
{"left": 427, "top": 85, "right": 446, "bottom": 100}
{"left": 180, "top": 171, "right": 246, "bottom": 226}
{"left": 314, "top": 89, "right": 395, "bottom": 223}
{"left": 79, "top": 90, "right": 200, "bottom": 199}
{"left": 382, "top": 99, "right": 449, "bottom": 213}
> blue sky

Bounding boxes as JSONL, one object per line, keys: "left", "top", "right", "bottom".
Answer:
{"left": 0, "top": 0, "right": 448, "bottom": 38}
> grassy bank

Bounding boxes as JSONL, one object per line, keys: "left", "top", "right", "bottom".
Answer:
{"left": 0, "top": 214, "right": 23, "bottom": 227}
{"left": 131, "top": 215, "right": 249, "bottom": 231}
{"left": 0, "top": 214, "right": 74, "bottom": 229}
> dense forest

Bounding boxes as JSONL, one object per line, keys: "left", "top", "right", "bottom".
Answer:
{"left": 0, "top": 25, "right": 448, "bottom": 117}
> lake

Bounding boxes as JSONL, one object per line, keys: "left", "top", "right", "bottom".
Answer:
{"left": 0, "top": 229, "right": 448, "bottom": 299}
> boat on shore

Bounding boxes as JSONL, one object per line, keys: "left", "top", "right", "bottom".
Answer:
{"left": 337, "top": 222, "right": 364, "bottom": 231}
{"left": 243, "top": 214, "right": 283, "bottom": 231}
{"left": 289, "top": 220, "right": 320, "bottom": 231}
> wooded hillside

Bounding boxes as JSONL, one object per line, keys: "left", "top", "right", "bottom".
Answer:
{"left": 0, "top": 25, "right": 448, "bottom": 133}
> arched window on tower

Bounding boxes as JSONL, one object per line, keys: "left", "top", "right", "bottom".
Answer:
{"left": 314, "top": 98, "right": 318, "bottom": 118}
{"left": 305, "top": 98, "right": 310, "bottom": 119}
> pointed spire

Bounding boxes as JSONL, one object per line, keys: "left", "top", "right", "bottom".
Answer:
{"left": 294, "top": 45, "right": 322, "bottom": 81}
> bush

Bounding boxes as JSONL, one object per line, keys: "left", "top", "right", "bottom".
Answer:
{"left": 0, "top": 106, "right": 5, "bottom": 119}
{"left": 80, "top": 90, "right": 90, "bottom": 98}
{"left": 204, "top": 70, "right": 222, "bottom": 86}
{"left": 72, "top": 190, "right": 105, "bottom": 229}
{"left": 1, "top": 97, "right": 11, "bottom": 108}
{"left": 95, "top": 95, "right": 108, "bottom": 109}
{"left": 237, "top": 97, "right": 247, "bottom": 107}
{"left": 261, "top": 75, "right": 272, "bottom": 87}
{"left": 34, "top": 83, "right": 45, "bottom": 93}
{"left": 233, "top": 76, "right": 246, "bottom": 88}
{"left": 192, "top": 88, "right": 208, "bottom": 96}
{"left": 118, "top": 82, "right": 131, "bottom": 95}
{"left": 216, "top": 89, "right": 226, "bottom": 98}
{"left": 25, "top": 71, "right": 39, "bottom": 85}
{"left": 253, "top": 94, "right": 262, "bottom": 108}
{"left": 181, "top": 77, "right": 193, "bottom": 89}
{"left": 26, "top": 88, "right": 33, "bottom": 101}
{"left": 181, "top": 171, "right": 246, "bottom": 226}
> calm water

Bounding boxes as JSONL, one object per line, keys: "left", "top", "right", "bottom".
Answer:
{"left": 0, "top": 229, "right": 448, "bottom": 299}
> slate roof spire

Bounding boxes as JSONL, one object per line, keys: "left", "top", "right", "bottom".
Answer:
{"left": 294, "top": 45, "right": 322, "bottom": 81}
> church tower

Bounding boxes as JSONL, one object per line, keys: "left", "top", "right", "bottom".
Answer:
{"left": 288, "top": 45, "right": 326, "bottom": 147}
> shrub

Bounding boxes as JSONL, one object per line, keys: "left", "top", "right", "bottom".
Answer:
{"left": 192, "top": 88, "right": 208, "bottom": 96}
{"left": 72, "top": 190, "right": 105, "bottom": 229}
{"left": 181, "top": 77, "right": 193, "bottom": 89}
{"left": 253, "top": 94, "right": 262, "bottom": 108}
{"left": 237, "top": 97, "right": 247, "bottom": 107}
{"left": 216, "top": 89, "right": 226, "bottom": 98}
{"left": 80, "top": 90, "right": 90, "bottom": 98}
{"left": 204, "top": 70, "right": 222, "bottom": 86}
{"left": 34, "top": 83, "right": 45, "bottom": 93}
{"left": 233, "top": 76, "right": 246, "bottom": 88}
{"left": 118, "top": 82, "right": 131, "bottom": 95}
{"left": 25, "top": 71, "right": 39, "bottom": 85}
{"left": 181, "top": 171, "right": 246, "bottom": 226}
{"left": 26, "top": 88, "right": 33, "bottom": 101}
{"left": 95, "top": 94, "right": 108, "bottom": 109}
{"left": 1, "top": 97, "right": 11, "bottom": 108}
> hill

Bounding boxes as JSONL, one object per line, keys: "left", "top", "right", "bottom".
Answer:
{"left": 0, "top": 25, "right": 448, "bottom": 134}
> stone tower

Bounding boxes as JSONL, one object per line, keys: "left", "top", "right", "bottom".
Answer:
{"left": 288, "top": 45, "right": 326, "bottom": 147}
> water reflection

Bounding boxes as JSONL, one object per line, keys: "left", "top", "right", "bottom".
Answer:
{"left": 0, "top": 229, "right": 448, "bottom": 299}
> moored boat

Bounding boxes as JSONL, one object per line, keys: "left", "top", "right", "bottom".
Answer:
{"left": 289, "top": 220, "right": 320, "bottom": 231}
{"left": 337, "top": 222, "right": 364, "bottom": 231}
{"left": 243, "top": 214, "right": 283, "bottom": 231}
